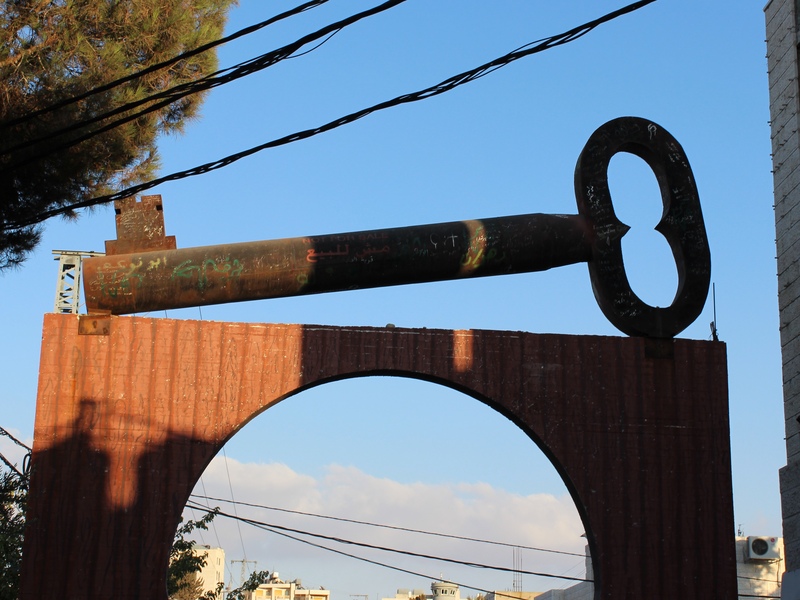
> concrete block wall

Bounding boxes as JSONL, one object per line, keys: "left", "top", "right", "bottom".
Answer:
{"left": 536, "top": 585, "right": 592, "bottom": 600}
{"left": 734, "top": 538, "right": 784, "bottom": 598}
{"left": 767, "top": 0, "right": 800, "bottom": 578}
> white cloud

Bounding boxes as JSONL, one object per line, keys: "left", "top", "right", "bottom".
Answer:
{"left": 186, "top": 458, "right": 587, "bottom": 598}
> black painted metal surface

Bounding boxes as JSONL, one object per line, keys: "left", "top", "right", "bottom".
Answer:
{"left": 83, "top": 212, "right": 591, "bottom": 311}
{"left": 575, "top": 117, "right": 711, "bottom": 337}
{"left": 83, "top": 117, "right": 710, "bottom": 338}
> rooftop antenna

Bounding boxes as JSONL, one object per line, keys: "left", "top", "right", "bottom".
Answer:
{"left": 710, "top": 282, "right": 719, "bottom": 341}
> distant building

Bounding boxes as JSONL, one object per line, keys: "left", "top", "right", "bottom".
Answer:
{"left": 736, "top": 536, "right": 785, "bottom": 599}
{"left": 244, "top": 571, "right": 331, "bottom": 600}
{"left": 385, "top": 580, "right": 542, "bottom": 600}
{"left": 188, "top": 544, "right": 225, "bottom": 597}
{"left": 381, "top": 588, "right": 430, "bottom": 600}
{"left": 383, "top": 580, "right": 463, "bottom": 600}
{"left": 382, "top": 588, "right": 428, "bottom": 600}
{"left": 431, "top": 581, "right": 460, "bottom": 600}
{"left": 484, "top": 592, "right": 543, "bottom": 600}
{"left": 536, "top": 537, "right": 785, "bottom": 599}
{"left": 535, "top": 544, "right": 592, "bottom": 600}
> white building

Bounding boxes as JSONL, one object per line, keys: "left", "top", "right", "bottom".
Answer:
{"left": 382, "top": 588, "right": 428, "bottom": 600}
{"left": 736, "top": 536, "right": 785, "bottom": 599}
{"left": 192, "top": 544, "right": 225, "bottom": 597}
{"left": 383, "top": 580, "right": 463, "bottom": 600}
{"left": 244, "top": 571, "right": 331, "bottom": 600}
{"left": 431, "top": 581, "right": 460, "bottom": 600}
{"left": 536, "top": 537, "right": 785, "bottom": 599}
{"left": 484, "top": 592, "right": 543, "bottom": 600}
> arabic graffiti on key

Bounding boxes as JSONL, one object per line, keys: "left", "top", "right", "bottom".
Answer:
{"left": 90, "top": 259, "right": 145, "bottom": 298}
{"left": 460, "top": 247, "right": 507, "bottom": 268}
{"left": 171, "top": 257, "right": 244, "bottom": 291}
{"left": 306, "top": 244, "right": 350, "bottom": 263}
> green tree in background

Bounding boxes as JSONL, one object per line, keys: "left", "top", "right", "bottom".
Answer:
{"left": 171, "top": 572, "right": 207, "bottom": 600}
{"left": 1, "top": 471, "right": 270, "bottom": 600}
{"left": 0, "top": 469, "right": 26, "bottom": 600}
{"left": 169, "top": 509, "right": 272, "bottom": 599}
{"left": 0, "top": 0, "right": 237, "bottom": 269}
{"left": 225, "top": 570, "right": 273, "bottom": 600}
{"left": 168, "top": 510, "right": 221, "bottom": 599}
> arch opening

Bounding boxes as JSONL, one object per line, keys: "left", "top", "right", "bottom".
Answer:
{"left": 176, "top": 376, "right": 592, "bottom": 599}
{"left": 22, "top": 314, "right": 737, "bottom": 600}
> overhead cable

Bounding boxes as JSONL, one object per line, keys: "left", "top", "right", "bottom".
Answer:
{"left": 221, "top": 447, "right": 251, "bottom": 576}
{"left": 0, "top": 450, "right": 25, "bottom": 479}
{"left": 0, "top": 0, "right": 408, "bottom": 167}
{"left": 190, "top": 493, "right": 585, "bottom": 558}
{"left": 0, "top": 0, "right": 331, "bottom": 131}
{"left": 737, "top": 573, "right": 782, "bottom": 582}
{"left": 1, "top": 0, "right": 655, "bottom": 233}
{"left": 0, "top": 426, "right": 31, "bottom": 452}
{"left": 186, "top": 501, "right": 592, "bottom": 588}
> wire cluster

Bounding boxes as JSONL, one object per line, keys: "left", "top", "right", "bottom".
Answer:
{"left": 0, "top": 0, "right": 655, "bottom": 234}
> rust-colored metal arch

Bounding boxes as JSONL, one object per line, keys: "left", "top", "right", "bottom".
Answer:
{"left": 20, "top": 314, "right": 736, "bottom": 599}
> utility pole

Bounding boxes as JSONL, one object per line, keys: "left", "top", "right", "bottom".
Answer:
{"left": 230, "top": 559, "right": 257, "bottom": 590}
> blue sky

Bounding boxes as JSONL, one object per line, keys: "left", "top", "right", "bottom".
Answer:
{"left": 0, "top": 0, "right": 784, "bottom": 596}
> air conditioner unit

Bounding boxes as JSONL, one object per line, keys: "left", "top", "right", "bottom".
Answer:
{"left": 747, "top": 536, "right": 781, "bottom": 560}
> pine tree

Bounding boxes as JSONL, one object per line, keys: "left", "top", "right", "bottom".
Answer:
{"left": 170, "top": 572, "right": 207, "bottom": 600}
{"left": 168, "top": 511, "right": 218, "bottom": 598}
{"left": 0, "top": 0, "right": 237, "bottom": 268}
{"left": 0, "top": 469, "right": 26, "bottom": 600}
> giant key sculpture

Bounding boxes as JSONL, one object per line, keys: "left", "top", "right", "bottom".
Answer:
{"left": 21, "top": 117, "right": 736, "bottom": 599}
{"left": 82, "top": 117, "right": 710, "bottom": 338}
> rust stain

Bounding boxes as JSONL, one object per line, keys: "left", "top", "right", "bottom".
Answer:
{"left": 22, "top": 314, "right": 736, "bottom": 599}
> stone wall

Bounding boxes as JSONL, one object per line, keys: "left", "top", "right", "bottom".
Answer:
{"left": 766, "top": 0, "right": 800, "bottom": 591}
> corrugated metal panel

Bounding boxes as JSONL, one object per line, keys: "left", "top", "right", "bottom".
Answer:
{"left": 21, "top": 314, "right": 735, "bottom": 599}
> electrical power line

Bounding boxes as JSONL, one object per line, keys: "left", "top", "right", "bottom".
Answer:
{"left": 197, "top": 476, "right": 237, "bottom": 586}
{"left": 0, "top": 451, "right": 25, "bottom": 479}
{"left": 221, "top": 447, "right": 251, "bottom": 576}
{"left": 0, "top": 426, "right": 31, "bottom": 480}
{"left": 0, "top": 426, "right": 31, "bottom": 452}
{"left": 189, "top": 501, "right": 779, "bottom": 596}
{"left": 737, "top": 573, "right": 783, "bottom": 583}
{"left": 1, "top": 0, "right": 655, "bottom": 233}
{"left": 186, "top": 501, "right": 593, "bottom": 588}
{"left": 0, "top": 0, "right": 331, "bottom": 132}
{"left": 190, "top": 493, "right": 585, "bottom": 558}
{"left": 0, "top": 0, "right": 409, "bottom": 168}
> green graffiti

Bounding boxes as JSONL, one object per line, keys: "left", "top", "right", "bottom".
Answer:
{"left": 172, "top": 257, "right": 243, "bottom": 291}
{"left": 460, "top": 247, "right": 506, "bottom": 269}
{"left": 90, "top": 259, "right": 144, "bottom": 298}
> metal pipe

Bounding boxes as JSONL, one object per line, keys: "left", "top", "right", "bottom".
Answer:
{"left": 82, "top": 213, "right": 592, "bottom": 315}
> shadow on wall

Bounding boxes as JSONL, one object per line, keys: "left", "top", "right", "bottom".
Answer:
{"left": 21, "top": 398, "right": 218, "bottom": 599}
{"left": 18, "top": 315, "right": 737, "bottom": 599}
